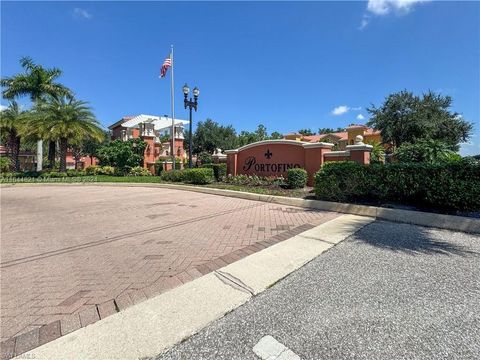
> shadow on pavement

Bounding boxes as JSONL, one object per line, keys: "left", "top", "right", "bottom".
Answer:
{"left": 353, "top": 220, "right": 479, "bottom": 257}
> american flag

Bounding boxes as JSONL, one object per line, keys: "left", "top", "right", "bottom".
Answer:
{"left": 160, "top": 55, "right": 171, "bottom": 78}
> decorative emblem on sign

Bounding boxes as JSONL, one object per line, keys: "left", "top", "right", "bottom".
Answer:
{"left": 264, "top": 149, "right": 273, "bottom": 159}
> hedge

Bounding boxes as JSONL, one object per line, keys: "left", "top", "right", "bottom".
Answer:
{"left": 128, "top": 166, "right": 152, "bottom": 176}
{"left": 314, "top": 160, "right": 480, "bottom": 212}
{"left": 160, "top": 170, "right": 184, "bottom": 182}
{"left": 201, "top": 163, "right": 227, "bottom": 181}
{"left": 287, "top": 168, "right": 307, "bottom": 189}
{"left": 183, "top": 168, "right": 214, "bottom": 184}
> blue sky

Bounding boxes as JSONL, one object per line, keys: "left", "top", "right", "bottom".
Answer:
{"left": 1, "top": 1, "right": 479, "bottom": 155}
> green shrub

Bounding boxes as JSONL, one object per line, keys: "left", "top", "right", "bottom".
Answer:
{"left": 0, "top": 157, "right": 11, "bottom": 173}
{"left": 160, "top": 170, "right": 185, "bottom": 182}
{"left": 223, "top": 174, "right": 285, "bottom": 186}
{"left": 154, "top": 160, "right": 164, "bottom": 176}
{"left": 0, "top": 172, "right": 18, "bottom": 178}
{"left": 314, "top": 160, "right": 480, "bottom": 212}
{"left": 394, "top": 139, "right": 458, "bottom": 163}
{"left": 41, "top": 171, "right": 67, "bottom": 178}
{"left": 99, "top": 166, "right": 115, "bottom": 175}
{"left": 96, "top": 138, "right": 147, "bottom": 173}
{"left": 286, "top": 168, "right": 307, "bottom": 189}
{"left": 23, "top": 171, "right": 40, "bottom": 178}
{"left": 85, "top": 165, "right": 100, "bottom": 175}
{"left": 201, "top": 163, "right": 227, "bottom": 181}
{"left": 197, "top": 151, "right": 213, "bottom": 165}
{"left": 67, "top": 169, "right": 81, "bottom": 177}
{"left": 128, "top": 166, "right": 152, "bottom": 176}
{"left": 183, "top": 168, "right": 214, "bottom": 184}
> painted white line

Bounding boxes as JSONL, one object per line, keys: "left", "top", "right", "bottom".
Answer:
{"left": 253, "top": 335, "right": 301, "bottom": 360}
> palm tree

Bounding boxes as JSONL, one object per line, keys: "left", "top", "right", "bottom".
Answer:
{"left": 366, "top": 140, "right": 386, "bottom": 164}
{"left": 0, "top": 101, "right": 27, "bottom": 171}
{"left": 1, "top": 57, "right": 73, "bottom": 170}
{"left": 34, "top": 96, "right": 104, "bottom": 172}
{"left": 1, "top": 57, "right": 72, "bottom": 101}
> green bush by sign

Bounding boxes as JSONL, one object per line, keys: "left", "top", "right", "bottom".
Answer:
{"left": 201, "top": 163, "right": 227, "bottom": 181}
{"left": 314, "top": 160, "right": 480, "bottom": 212}
{"left": 160, "top": 170, "right": 184, "bottom": 182}
{"left": 183, "top": 168, "right": 214, "bottom": 184}
{"left": 287, "top": 168, "right": 307, "bottom": 189}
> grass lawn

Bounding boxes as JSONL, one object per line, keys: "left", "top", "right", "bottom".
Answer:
{"left": 95, "top": 175, "right": 162, "bottom": 183}
{"left": 202, "top": 183, "right": 313, "bottom": 198}
{"left": 0, "top": 175, "right": 163, "bottom": 184}
{"left": 0, "top": 175, "right": 310, "bottom": 197}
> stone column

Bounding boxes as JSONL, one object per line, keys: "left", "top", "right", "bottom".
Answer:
{"left": 225, "top": 150, "right": 238, "bottom": 176}
{"left": 141, "top": 136, "right": 156, "bottom": 169}
{"left": 346, "top": 135, "right": 373, "bottom": 165}
{"left": 303, "top": 142, "right": 334, "bottom": 186}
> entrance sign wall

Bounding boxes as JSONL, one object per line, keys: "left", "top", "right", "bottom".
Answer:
{"left": 225, "top": 139, "right": 372, "bottom": 186}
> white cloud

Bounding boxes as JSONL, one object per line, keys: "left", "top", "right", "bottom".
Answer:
{"left": 74, "top": 8, "right": 92, "bottom": 20}
{"left": 360, "top": 0, "right": 430, "bottom": 28}
{"left": 331, "top": 105, "right": 363, "bottom": 116}
{"left": 332, "top": 105, "right": 350, "bottom": 116}
{"left": 359, "top": 17, "right": 370, "bottom": 30}
{"left": 367, "top": 0, "right": 429, "bottom": 15}
{"left": 0, "top": 104, "right": 7, "bottom": 111}
{"left": 357, "top": 114, "right": 365, "bottom": 120}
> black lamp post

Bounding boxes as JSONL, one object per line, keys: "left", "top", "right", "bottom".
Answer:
{"left": 183, "top": 83, "right": 199, "bottom": 168}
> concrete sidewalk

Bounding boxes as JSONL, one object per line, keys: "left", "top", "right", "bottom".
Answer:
{"left": 157, "top": 221, "right": 480, "bottom": 360}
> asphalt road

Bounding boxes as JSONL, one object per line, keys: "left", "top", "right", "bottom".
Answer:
{"left": 156, "top": 220, "right": 480, "bottom": 360}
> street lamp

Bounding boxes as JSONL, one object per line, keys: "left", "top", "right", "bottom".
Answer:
{"left": 183, "top": 83, "right": 199, "bottom": 168}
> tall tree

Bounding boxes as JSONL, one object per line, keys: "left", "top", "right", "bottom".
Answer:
{"left": 367, "top": 90, "right": 472, "bottom": 151}
{"left": 33, "top": 96, "right": 104, "bottom": 171}
{"left": 298, "top": 128, "right": 314, "bottom": 136}
{"left": 318, "top": 127, "right": 345, "bottom": 134}
{"left": 192, "top": 119, "right": 237, "bottom": 154}
{"left": 236, "top": 130, "right": 259, "bottom": 147}
{"left": 1, "top": 57, "right": 72, "bottom": 101}
{"left": 1, "top": 57, "right": 73, "bottom": 170}
{"left": 255, "top": 124, "right": 268, "bottom": 140}
{"left": 0, "top": 101, "right": 26, "bottom": 171}
{"left": 97, "top": 138, "right": 147, "bottom": 174}
{"left": 269, "top": 131, "right": 283, "bottom": 139}
{"left": 70, "top": 132, "right": 108, "bottom": 168}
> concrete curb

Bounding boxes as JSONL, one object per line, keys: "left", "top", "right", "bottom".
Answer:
{"left": 3, "top": 182, "right": 478, "bottom": 233}
{"left": 15, "top": 214, "right": 373, "bottom": 360}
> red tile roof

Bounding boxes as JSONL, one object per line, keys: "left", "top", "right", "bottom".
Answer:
{"left": 285, "top": 127, "right": 381, "bottom": 143}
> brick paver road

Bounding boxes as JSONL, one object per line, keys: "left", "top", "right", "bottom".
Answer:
{"left": 0, "top": 185, "right": 338, "bottom": 353}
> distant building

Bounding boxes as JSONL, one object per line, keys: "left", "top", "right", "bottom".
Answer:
{"left": 284, "top": 124, "right": 383, "bottom": 150}
{"left": 0, "top": 145, "right": 36, "bottom": 171}
{"left": 108, "top": 114, "right": 189, "bottom": 171}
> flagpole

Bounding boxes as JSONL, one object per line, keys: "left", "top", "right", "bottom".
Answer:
{"left": 170, "top": 44, "right": 175, "bottom": 168}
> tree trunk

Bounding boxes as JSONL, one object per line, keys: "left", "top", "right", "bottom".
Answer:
{"left": 36, "top": 139, "right": 43, "bottom": 172}
{"left": 59, "top": 137, "right": 68, "bottom": 172}
{"left": 6, "top": 130, "right": 20, "bottom": 172}
{"left": 12, "top": 135, "right": 21, "bottom": 172}
{"left": 47, "top": 141, "right": 56, "bottom": 169}
{"left": 5, "top": 131, "right": 14, "bottom": 170}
